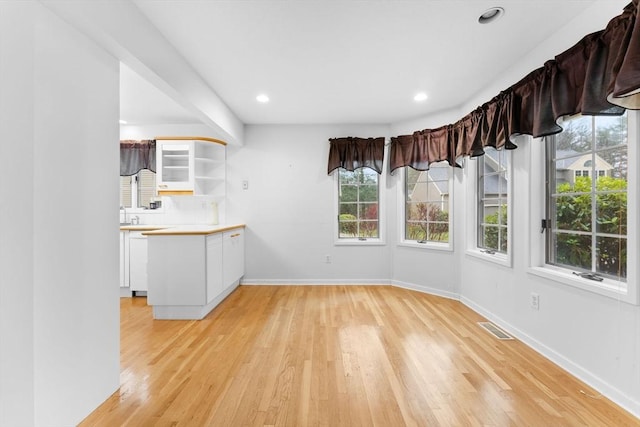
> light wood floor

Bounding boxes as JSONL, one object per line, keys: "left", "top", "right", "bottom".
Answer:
{"left": 80, "top": 285, "right": 639, "bottom": 426}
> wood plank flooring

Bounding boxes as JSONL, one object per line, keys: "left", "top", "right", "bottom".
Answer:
{"left": 80, "top": 285, "right": 639, "bottom": 426}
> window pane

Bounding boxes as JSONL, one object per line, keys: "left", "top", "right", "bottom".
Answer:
{"left": 120, "top": 176, "right": 132, "bottom": 208}
{"left": 477, "top": 150, "right": 508, "bottom": 254}
{"left": 338, "top": 169, "right": 379, "bottom": 240}
{"left": 339, "top": 203, "right": 357, "bottom": 216}
{"left": 340, "top": 185, "right": 358, "bottom": 202}
{"left": 358, "top": 203, "right": 378, "bottom": 220}
{"left": 595, "top": 115, "right": 627, "bottom": 149}
{"left": 554, "top": 233, "right": 592, "bottom": 271}
{"left": 554, "top": 194, "right": 592, "bottom": 232}
{"left": 404, "top": 165, "right": 451, "bottom": 244}
{"left": 359, "top": 221, "right": 378, "bottom": 238}
{"left": 359, "top": 184, "right": 378, "bottom": 202}
{"left": 138, "top": 169, "right": 156, "bottom": 208}
{"left": 547, "top": 113, "right": 628, "bottom": 281}
{"left": 596, "top": 236, "right": 627, "bottom": 278}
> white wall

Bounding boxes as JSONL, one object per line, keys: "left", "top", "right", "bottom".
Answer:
{"left": 0, "top": 3, "right": 120, "bottom": 426}
{"left": 227, "top": 0, "right": 640, "bottom": 418}
{"left": 227, "top": 124, "right": 393, "bottom": 283}
{"left": 392, "top": 0, "right": 640, "bottom": 417}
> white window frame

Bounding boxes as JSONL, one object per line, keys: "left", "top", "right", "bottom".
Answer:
{"left": 120, "top": 169, "right": 159, "bottom": 212}
{"left": 333, "top": 168, "right": 385, "bottom": 246}
{"left": 528, "top": 111, "right": 638, "bottom": 305}
{"left": 397, "top": 165, "right": 453, "bottom": 251}
{"left": 466, "top": 148, "right": 513, "bottom": 267}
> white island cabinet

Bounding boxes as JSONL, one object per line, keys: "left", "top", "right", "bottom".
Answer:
{"left": 145, "top": 224, "right": 245, "bottom": 320}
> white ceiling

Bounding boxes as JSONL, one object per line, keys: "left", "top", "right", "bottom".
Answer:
{"left": 121, "top": 0, "right": 606, "bottom": 126}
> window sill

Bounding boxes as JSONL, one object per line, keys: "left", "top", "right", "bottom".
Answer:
{"left": 335, "top": 238, "right": 385, "bottom": 246}
{"left": 398, "top": 240, "right": 453, "bottom": 252}
{"left": 466, "top": 249, "right": 512, "bottom": 268}
{"left": 528, "top": 266, "right": 636, "bottom": 305}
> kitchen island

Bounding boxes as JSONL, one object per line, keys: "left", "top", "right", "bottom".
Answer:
{"left": 143, "top": 224, "right": 245, "bottom": 320}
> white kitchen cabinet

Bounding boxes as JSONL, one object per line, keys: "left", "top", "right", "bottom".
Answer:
{"left": 155, "top": 137, "right": 226, "bottom": 198}
{"left": 119, "top": 230, "right": 129, "bottom": 288}
{"left": 129, "top": 231, "right": 148, "bottom": 292}
{"left": 206, "top": 233, "right": 223, "bottom": 304}
{"left": 223, "top": 228, "right": 245, "bottom": 289}
{"left": 146, "top": 225, "right": 245, "bottom": 319}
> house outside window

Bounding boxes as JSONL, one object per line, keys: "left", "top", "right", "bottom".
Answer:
{"left": 337, "top": 168, "right": 382, "bottom": 242}
{"left": 476, "top": 148, "right": 510, "bottom": 256}
{"left": 546, "top": 114, "right": 628, "bottom": 281}
{"left": 401, "top": 163, "right": 452, "bottom": 249}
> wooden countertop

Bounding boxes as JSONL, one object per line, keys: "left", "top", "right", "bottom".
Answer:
{"left": 119, "top": 225, "right": 168, "bottom": 232}
{"left": 140, "top": 224, "right": 245, "bottom": 236}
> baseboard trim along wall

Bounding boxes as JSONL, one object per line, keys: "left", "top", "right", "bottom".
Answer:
{"left": 459, "top": 296, "right": 640, "bottom": 420}
{"left": 238, "top": 277, "right": 639, "bottom": 418}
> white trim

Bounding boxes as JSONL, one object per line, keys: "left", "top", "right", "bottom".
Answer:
{"left": 333, "top": 167, "right": 386, "bottom": 246}
{"left": 241, "top": 279, "right": 391, "bottom": 286}
{"left": 465, "top": 248, "right": 512, "bottom": 267}
{"left": 236, "top": 277, "right": 640, "bottom": 417}
{"left": 460, "top": 296, "right": 640, "bottom": 419}
{"left": 466, "top": 151, "right": 513, "bottom": 268}
{"left": 397, "top": 166, "right": 454, "bottom": 251}
{"left": 391, "top": 280, "right": 458, "bottom": 300}
{"left": 529, "top": 112, "right": 638, "bottom": 306}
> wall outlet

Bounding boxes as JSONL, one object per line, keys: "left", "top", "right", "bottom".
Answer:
{"left": 325, "top": 255, "right": 332, "bottom": 264}
{"left": 531, "top": 292, "right": 540, "bottom": 310}
{"left": 242, "top": 180, "right": 249, "bottom": 190}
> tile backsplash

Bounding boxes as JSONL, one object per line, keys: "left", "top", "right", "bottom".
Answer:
{"left": 121, "top": 196, "right": 223, "bottom": 225}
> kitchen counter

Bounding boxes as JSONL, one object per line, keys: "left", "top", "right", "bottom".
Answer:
{"left": 142, "top": 223, "right": 245, "bottom": 236}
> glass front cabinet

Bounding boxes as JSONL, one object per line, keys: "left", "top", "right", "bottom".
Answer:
{"left": 155, "top": 137, "right": 226, "bottom": 197}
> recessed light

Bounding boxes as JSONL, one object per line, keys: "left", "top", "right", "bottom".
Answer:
{"left": 119, "top": 120, "right": 127, "bottom": 124}
{"left": 256, "top": 94, "right": 270, "bottom": 103}
{"left": 478, "top": 7, "right": 504, "bottom": 24}
{"left": 414, "top": 92, "right": 428, "bottom": 102}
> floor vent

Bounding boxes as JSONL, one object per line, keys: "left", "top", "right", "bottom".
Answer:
{"left": 478, "top": 322, "right": 514, "bottom": 340}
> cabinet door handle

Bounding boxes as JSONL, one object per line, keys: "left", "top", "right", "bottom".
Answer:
{"left": 158, "top": 184, "right": 168, "bottom": 188}
{"left": 230, "top": 233, "right": 241, "bottom": 238}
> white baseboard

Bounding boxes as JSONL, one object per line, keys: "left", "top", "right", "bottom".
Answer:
{"left": 459, "top": 296, "right": 640, "bottom": 419}
{"left": 236, "top": 277, "right": 639, "bottom": 418}
{"left": 391, "top": 280, "right": 459, "bottom": 301}
{"left": 240, "top": 279, "right": 391, "bottom": 286}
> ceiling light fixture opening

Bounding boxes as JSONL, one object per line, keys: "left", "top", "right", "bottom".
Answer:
{"left": 414, "top": 92, "right": 428, "bottom": 102}
{"left": 478, "top": 7, "right": 504, "bottom": 24}
{"left": 256, "top": 94, "right": 270, "bottom": 103}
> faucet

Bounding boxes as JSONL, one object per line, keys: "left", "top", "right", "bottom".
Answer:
{"left": 120, "top": 206, "right": 128, "bottom": 224}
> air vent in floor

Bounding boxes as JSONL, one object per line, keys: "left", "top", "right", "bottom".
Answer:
{"left": 478, "top": 322, "right": 514, "bottom": 340}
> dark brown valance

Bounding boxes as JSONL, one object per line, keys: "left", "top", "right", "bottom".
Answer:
{"left": 327, "top": 137, "right": 385, "bottom": 174}
{"left": 120, "top": 140, "right": 156, "bottom": 176}
{"left": 390, "top": 0, "right": 640, "bottom": 173}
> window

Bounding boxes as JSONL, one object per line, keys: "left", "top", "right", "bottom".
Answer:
{"left": 120, "top": 169, "right": 156, "bottom": 209}
{"left": 401, "top": 163, "right": 452, "bottom": 248}
{"left": 337, "top": 168, "right": 381, "bottom": 242}
{"left": 546, "top": 114, "right": 628, "bottom": 282}
{"left": 476, "top": 148, "right": 510, "bottom": 256}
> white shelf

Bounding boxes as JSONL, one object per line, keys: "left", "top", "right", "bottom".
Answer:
{"left": 164, "top": 166, "right": 189, "bottom": 169}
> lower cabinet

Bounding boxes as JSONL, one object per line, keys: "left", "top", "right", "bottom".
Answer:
{"left": 119, "top": 231, "right": 129, "bottom": 288}
{"left": 129, "top": 231, "right": 148, "bottom": 292}
{"left": 223, "top": 228, "right": 245, "bottom": 289}
{"left": 206, "top": 233, "right": 223, "bottom": 304}
{"left": 147, "top": 226, "right": 245, "bottom": 320}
